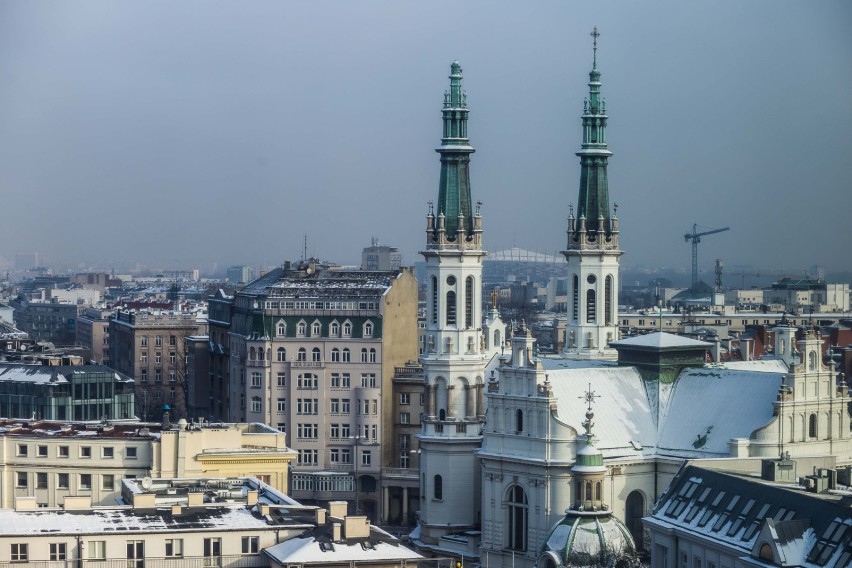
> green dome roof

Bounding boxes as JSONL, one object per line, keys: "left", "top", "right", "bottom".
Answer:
{"left": 538, "top": 510, "right": 635, "bottom": 567}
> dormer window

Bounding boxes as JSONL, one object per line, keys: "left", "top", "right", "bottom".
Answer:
{"left": 342, "top": 321, "right": 352, "bottom": 337}
{"left": 277, "top": 321, "right": 286, "bottom": 337}
{"left": 297, "top": 320, "right": 307, "bottom": 337}
{"left": 330, "top": 321, "right": 340, "bottom": 337}
{"left": 311, "top": 321, "right": 321, "bottom": 337}
{"left": 363, "top": 321, "right": 374, "bottom": 338}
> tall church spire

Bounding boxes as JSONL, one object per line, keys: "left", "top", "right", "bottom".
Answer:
{"left": 573, "top": 27, "right": 615, "bottom": 241}
{"left": 432, "top": 61, "right": 476, "bottom": 241}
{"left": 562, "top": 29, "right": 623, "bottom": 360}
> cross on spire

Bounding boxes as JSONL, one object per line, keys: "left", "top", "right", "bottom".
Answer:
{"left": 591, "top": 27, "right": 600, "bottom": 68}
{"left": 579, "top": 382, "right": 600, "bottom": 413}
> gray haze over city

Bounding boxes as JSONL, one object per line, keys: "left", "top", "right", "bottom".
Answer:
{"left": 1, "top": 1, "right": 850, "bottom": 277}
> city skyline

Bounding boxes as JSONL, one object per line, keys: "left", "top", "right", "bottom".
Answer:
{"left": 1, "top": 1, "right": 850, "bottom": 274}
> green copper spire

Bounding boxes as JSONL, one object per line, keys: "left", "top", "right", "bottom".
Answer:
{"left": 435, "top": 61, "right": 475, "bottom": 239}
{"left": 575, "top": 27, "right": 613, "bottom": 237}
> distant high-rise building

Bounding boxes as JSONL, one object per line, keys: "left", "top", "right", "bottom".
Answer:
{"left": 226, "top": 265, "right": 253, "bottom": 286}
{"left": 361, "top": 240, "right": 402, "bottom": 271}
{"left": 14, "top": 252, "right": 39, "bottom": 271}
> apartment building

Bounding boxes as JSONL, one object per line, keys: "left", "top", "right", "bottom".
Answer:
{"left": 213, "top": 259, "right": 418, "bottom": 521}
{"left": 110, "top": 309, "right": 207, "bottom": 420}
{"left": 75, "top": 306, "right": 113, "bottom": 364}
{"left": 0, "top": 476, "right": 423, "bottom": 567}
{"left": 0, "top": 418, "right": 296, "bottom": 508}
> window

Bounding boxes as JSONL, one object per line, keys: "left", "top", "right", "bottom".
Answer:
{"left": 88, "top": 541, "right": 106, "bottom": 560}
{"left": 127, "top": 540, "right": 144, "bottom": 567}
{"left": 204, "top": 537, "right": 221, "bottom": 566}
{"left": 401, "top": 412, "right": 411, "bottom": 424}
{"left": 126, "top": 447, "right": 137, "bottom": 459}
{"left": 277, "top": 322, "right": 286, "bottom": 337}
{"left": 277, "top": 398, "right": 286, "bottom": 413}
{"left": 141, "top": 369, "right": 148, "bottom": 381}
{"left": 572, "top": 275, "right": 579, "bottom": 321}
{"left": 58, "top": 473, "right": 69, "bottom": 489}
{"left": 331, "top": 424, "right": 340, "bottom": 438}
{"left": 331, "top": 399, "right": 340, "bottom": 413}
{"left": 16, "top": 444, "right": 27, "bottom": 457}
{"left": 446, "top": 291, "right": 457, "bottom": 325}
{"left": 342, "top": 348, "right": 351, "bottom": 362}
{"left": 431, "top": 276, "right": 438, "bottom": 324}
{"left": 251, "top": 372, "right": 262, "bottom": 387}
{"left": 361, "top": 348, "right": 368, "bottom": 362}
{"left": 331, "top": 373, "right": 341, "bottom": 387}
{"left": 342, "top": 399, "right": 350, "bottom": 413}
{"left": 364, "top": 321, "right": 374, "bottom": 338}
{"left": 331, "top": 348, "right": 340, "bottom": 362}
{"left": 342, "top": 321, "right": 352, "bottom": 337}
{"left": 330, "top": 448, "right": 340, "bottom": 463}
{"left": 37, "top": 445, "right": 47, "bottom": 457}
{"left": 141, "top": 336, "right": 148, "bottom": 347}
{"left": 361, "top": 450, "right": 372, "bottom": 466}
{"left": 341, "top": 424, "right": 351, "bottom": 438}
{"left": 465, "top": 276, "right": 474, "bottom": 328}
{"left": 400, "top": 452, "right": 410, "bottom": 468}
{"left": 369, "top": 348, "right": 377, "bottom": 362}
{"left": 434, "top": 475, "right": 443, "bottom": 500}
{"left": 586, "top": 289, "right": 596, "bottom": 323}
{"left": 16, "top": 472, "right": 27, "bottom": 488}
{"left": 165, "top": 538, "right": 183, "bottom": 558}
{"left": 297, "top": 347, "right": 307, "bottom": 362}
{"left": 277, "top": 372, "right": 286, "bottom": 386}
{"left": 297, "top": 423, "right": 318, "bottom": 439}
{"left": 342, "top": 373, "right": 350, "bottom": 387}
{"left": 312, "top": 321, "right": 321, "bottom": 337}
{"left": 168, "top": 370, "right": 176, "bottom": 382}
{"left": 341, "top": 448, "right": 352, "bottom": 463}
{"left": 155, "top": 369, "right": 162, "bottom": 383}
{"left": 11, "top": 544, "right": 28, "bottom": 562}
{"left": 297, "top": 398, "right": 318, "bottom": 414}
{"left": 251, "top": 396, "right": 262, "bottom": 413}
{"left": 605, "top": 275, "right": 613, "bottom": 326}
{"left": 277, "top": 347, "right": 286, "bottom": 362}
{"left": 141, "top": 353, "right": 148, "bottom": 364}
{"left": 80, "top": 446, "right": 91, "bottom": 458}
{"left": 103, "top": 474, "right": 115, "bottom": 491}
{"left": 400, "top": 392, "right": 411, "bottom": 405}
{"left": 298, "top": 373, "right": 318, "bottom": 388}
{"left": 809, "top": 413, "right": 818, "bottom": 438}
{"left": 169, "top": 352, "right": 176, "bottom": 364}
{"left": 297, "top": 321, "right": 307, "bottom": 337}
{"left": 80, "top": 474, "right": 92, "bottom": 490}
{"left": 516, "top": 409, "right": 524, "bottom": 433}
{"left": 169, "top": 335, "right": 176, "bottom": 346}
{"left": 330, "top": 321, "right": 340, "bottom": 336}
{"left": 155, "top": 352, "right": 162, "bottom": 364}
{"left": 242, "top": 536, "right": 259, "bottom": 554}
{"left": 37, "top": 472, "right": 47, "bottom": 489}
{"left": 103, "top": 447, "right": 114, "bottom": 459}
{"left": 312, "top": 347, "right": 321, "bottom": 362}
{"left": 506, "top": 484, "right": 528, "bottom": 551}
{"left": 50, "top": 543, "right": 67, "bottom": 561}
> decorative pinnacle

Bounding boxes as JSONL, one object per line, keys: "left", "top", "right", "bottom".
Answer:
{"left": 591, "top": 27, "right": 600, "bottom": 69}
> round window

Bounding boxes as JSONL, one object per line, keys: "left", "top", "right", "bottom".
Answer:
{"left": 587, "top": 275, "right": 596, "bottom": 284}
{"left": 447, "top": 276, "right": 456, "bottom": 286}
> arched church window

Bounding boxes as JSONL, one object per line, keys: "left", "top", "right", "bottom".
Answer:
{"left": 506, "top": 485, "right": 528, "bottom": 551}
{"left": 446, "top": 291, "right": 457, "bottom": 326}
{"left": 808, "top": 351, "right": 817, "bottom": 371}
{"left": 595, "top": 482, "right": 601, "bottom": 501}
{"left": 572, "top": 275, "right": 579, "bottom": 321}
{"left": 586, "top": 289, "right": 596, "bottom": 324}
{"left": 605, "top": 275, "right": 613, "bottom": 326}
{"left": 809, "top": 413, "right": 817, "bottom": 438}
{"left": 434, "top": 475, "right": 443, "bottom": 500}
{"left": 431, "top": 276, "right": 438, "bottom": 325}
{"left": 516, "top": 409, "right": 523, "bottom": 433}
{"left": 465, "top": 276, "right": 474, "bottom": 328}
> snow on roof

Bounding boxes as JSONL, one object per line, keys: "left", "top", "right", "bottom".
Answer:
{"left": 546, "top": 366, "right": 658, "bottom": 457}
{"left": 0, "top": 505, "right": 269, "bottom": 536}
{"left": 657, "top": 367, "right": 782, "bottom": 456}
{"left": 264, "top": 536, "right": 422, "bottom": 564}
{"left": 711, "top": 359, "right": 788, "bottom": 373}
{"left": 611, "top": 332, "right": 711, "bottom": 349}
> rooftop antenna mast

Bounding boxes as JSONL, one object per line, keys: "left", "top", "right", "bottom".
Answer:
{"left": 303, "top": 234, "right": 308, "bottom": 261}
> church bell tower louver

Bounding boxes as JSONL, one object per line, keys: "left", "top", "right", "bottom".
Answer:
{"left": 562, "top": 28, "right": 623, "bottom": 359}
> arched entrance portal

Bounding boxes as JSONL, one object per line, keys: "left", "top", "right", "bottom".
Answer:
{"left": 626, "top": 491, "right": 645, "bottom": 550}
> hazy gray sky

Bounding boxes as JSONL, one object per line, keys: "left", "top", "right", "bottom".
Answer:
{"left": 1, "top": 1, "right": 850, "bottom": 275}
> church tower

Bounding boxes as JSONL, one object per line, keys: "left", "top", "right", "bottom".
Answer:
{"left": 562, "top": 28, "right": 623, "bottom": 359}
{"left": 416, "top": 61, "right": 488, "bottom": 549}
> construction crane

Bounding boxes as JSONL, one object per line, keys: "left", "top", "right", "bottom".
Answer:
{"left": 684, "top": 224, "right": 730, "bottom": 293}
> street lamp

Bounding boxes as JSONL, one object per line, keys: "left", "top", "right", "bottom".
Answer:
{"left": 349, "top": 434, "right": 367, "bottom": 514}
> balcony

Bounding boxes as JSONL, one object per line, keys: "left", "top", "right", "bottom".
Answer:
{"left": 420, "top": 419, "right": 482, "bottom": 438}
{"left": 290, "top": 360, "right": 324, "bottom": 368}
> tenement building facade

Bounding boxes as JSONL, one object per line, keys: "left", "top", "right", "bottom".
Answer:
{"left": 217, "top": 259, "right": 418, "bottom": 521}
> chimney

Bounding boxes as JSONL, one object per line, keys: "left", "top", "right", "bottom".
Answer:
{"left": 332, "top": 522, "right": 342, "bottom": 542}
{"left": 315, "top": 508, "right": 327, "bottom": 526}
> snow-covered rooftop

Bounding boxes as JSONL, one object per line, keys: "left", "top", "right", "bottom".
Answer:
{"left": 611, "top": 332, "right": 711, "bottom": 349}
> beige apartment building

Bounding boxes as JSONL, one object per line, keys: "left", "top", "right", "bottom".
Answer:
{"left": 211, "top": 260, "right": 419, "bottom": 521}
{"left": 110, "top": 309, "right": 207, "bottom": 420}
{"left": 0, "top": 419, "right": 296, "bottom": 508}
{"left": 75, "top": 306, "right": 113, "bottom": 364}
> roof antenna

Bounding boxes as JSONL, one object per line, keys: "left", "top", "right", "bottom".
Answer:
{"left": 303, "top": 234, "right": 308, "bottom": 261}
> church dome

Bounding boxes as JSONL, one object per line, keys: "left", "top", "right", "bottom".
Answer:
{"left": 537, "top": 510, "right": 635, "bottom": 568}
